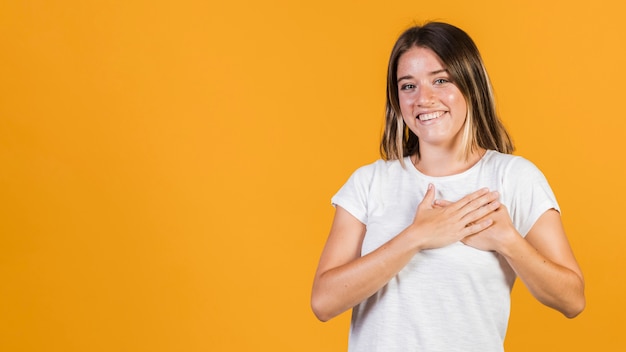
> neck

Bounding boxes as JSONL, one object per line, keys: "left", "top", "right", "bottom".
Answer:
{"left": 412, "top": 145, "right": 486, "bottom": 177}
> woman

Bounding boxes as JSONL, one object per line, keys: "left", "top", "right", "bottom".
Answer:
{"left": 311, "top": 22, "right": 585, "bottom": 351}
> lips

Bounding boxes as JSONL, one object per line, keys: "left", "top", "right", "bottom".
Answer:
{"left": 417, "top": 111, "right": 445, "bottom": 121}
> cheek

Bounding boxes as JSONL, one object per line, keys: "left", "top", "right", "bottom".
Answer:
{"left": 398, "top": 94, "right": 415, "bottom": 114}
{"left": 446, "top": 92, "right": 467, "bottom": 115}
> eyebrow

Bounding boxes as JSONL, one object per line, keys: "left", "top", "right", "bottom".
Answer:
{"left": 397, "top": 69, "right": 449, "bottom": 83}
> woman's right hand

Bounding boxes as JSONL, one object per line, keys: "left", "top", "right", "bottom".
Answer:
{"left": 408, "top": 184, "right": 501, "bottom": 250}
{"left": 311, "top": 184, "right": 500, "bottom": 321}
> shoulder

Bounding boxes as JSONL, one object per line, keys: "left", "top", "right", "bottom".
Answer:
{"left": 332, "top": 158, "right": 407, "bottom": 223}
{"left": 349, "top": 158, "right": 406, "bottom": 180}
{"left": 482, "top": 150, "right": 543, "bottom": 175}
{"left": 487, "top": 152, "right": 560, "bottom": 235}
{"left": 338, "top": 158, "right": 410, "bottom": 196}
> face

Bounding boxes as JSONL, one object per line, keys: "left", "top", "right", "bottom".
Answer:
{"left": 397, "top": 46, "right": 468, "bottom": 151}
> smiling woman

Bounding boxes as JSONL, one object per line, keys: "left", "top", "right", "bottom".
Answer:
{"left": 382, "top": 23, "right": 513, "bottom": 170}
{"left": 311, "top": 22, "right": 585, "bottom": 352}
{"left": 2, "top": 0, "right": 625, "bottom": 351}
{"left": 397, "top": 46, "right": 469, "bottom": 162}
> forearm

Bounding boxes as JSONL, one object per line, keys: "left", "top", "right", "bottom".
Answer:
{"left": 312, "top": 186, "right": 501, "bottom": 321}
{"left": 311, "top": 227, "right": 421, "bottom": 322}
{"left": 500, "top": 235, "right": 585, "bottom": 318}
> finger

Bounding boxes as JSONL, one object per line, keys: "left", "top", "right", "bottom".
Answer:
{"left": 461, "top": 218, "right": 494, "bottom": 237}
{"left": 446, "top": 188, "right": 491, "bottom": 212}
{"left": 457, "top": 190, "right": 499, "bottom": 214}
{"left": 461, "top": 199, "right": 501, "bottom": 224}
{"left": 433, "top": 199, "right": 452, "bottom": 208}
{"left": 418, "top": 183, "right": 436, "bottom": 209}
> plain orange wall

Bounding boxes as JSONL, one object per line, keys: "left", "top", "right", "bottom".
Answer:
{"left": 1, "top": 0, "right": 625, "bottom": 351}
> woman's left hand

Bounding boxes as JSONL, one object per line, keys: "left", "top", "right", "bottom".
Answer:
{"left": 433, "top": 198, "right": 517, "bottom": 251}
{"left": 435, "top": 196, "right": 585, "bottom": 318}
{"left": 460, "top": 204, "right": 517, "bottom": 252}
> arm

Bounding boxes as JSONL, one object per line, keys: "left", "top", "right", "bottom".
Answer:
{"left": 310, "top": 205, "right": 417, "bottom": 322}
{"left": 311, "top": 185, "right": 501, "bottom": 322}
{"left": 504, "top": 209, "right": 585, "bottom": 318}
{"left": 462, "top": 207, "right": 585, "bottom": 318}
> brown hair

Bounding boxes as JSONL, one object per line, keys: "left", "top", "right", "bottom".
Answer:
{"left": 380, "top": 22, "right": 514, "bottom": 165}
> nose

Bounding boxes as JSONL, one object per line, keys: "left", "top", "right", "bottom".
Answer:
{"left": 416, "top": 85, "right": 434, "bottom": 106}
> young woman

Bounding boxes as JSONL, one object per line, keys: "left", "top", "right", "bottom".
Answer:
{"left": 311, "top": 22, "right": 585, "bottom": 351}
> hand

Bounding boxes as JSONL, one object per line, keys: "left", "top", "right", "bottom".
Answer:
{"left": 409, "top": 184, "right": 501, "bottom": 250}
{"left": 461, "top": 204, "right": 518, "bottom": 252}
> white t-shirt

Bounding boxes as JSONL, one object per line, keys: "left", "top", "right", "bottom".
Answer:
{"left": 331, "top": 150, "right": 559, "bottom": 352}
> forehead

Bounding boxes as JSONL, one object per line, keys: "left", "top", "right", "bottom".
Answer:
{"left": 397, "top": 46, "right": 445, "bottom": 75}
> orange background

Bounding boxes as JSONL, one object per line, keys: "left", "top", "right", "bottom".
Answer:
{"left": 1, "top": 1, "right": 625, "bottom": 351}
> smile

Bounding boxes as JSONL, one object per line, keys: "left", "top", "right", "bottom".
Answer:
{"left": 417, "top": 111, "right": 445, "bottom": 121}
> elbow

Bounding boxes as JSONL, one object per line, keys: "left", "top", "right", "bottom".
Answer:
{"left": 563, "top": 295, "right": 586, "bottom": 319}
{"left": 558, "top": 273, "right": 586, "bottom": 319}
{"left": 310, "top": 290, "right": 338, "bottom": 322}
{"left": 310, "top": 295, "right": 331, "bottom": 322}
{"left": 561, "top": 283, "right": 586, "bottom": 319}
{"left": 312, "top": 308, "right": 332, "bottom": 322}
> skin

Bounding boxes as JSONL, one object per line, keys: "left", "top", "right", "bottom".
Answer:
{"left": 397, "top": 46, "right": 469, "bottom": 171}
{"left": 311, "top": 46, "right": 585, "bottom": 322}
{"left": 464, "top": 206, "right": 585, "bottom": 317}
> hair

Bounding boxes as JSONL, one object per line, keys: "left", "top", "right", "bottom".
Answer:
{"left": 380, "top": 22, "right": 514, "bottom": 165}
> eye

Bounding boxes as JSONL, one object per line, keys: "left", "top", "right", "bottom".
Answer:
{"left": 400, "top": 84, "right": 416, "bottom": 90}
{"left": 434, "top": 78, "right": 449, "bottom": 85}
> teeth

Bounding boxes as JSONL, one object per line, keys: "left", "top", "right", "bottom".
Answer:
{"left": 418, "top": 111, "right": 444, "bottom": 121}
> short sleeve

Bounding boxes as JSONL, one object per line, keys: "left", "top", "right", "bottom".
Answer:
{"left": 503, "top": 157, "right": 560, "bottom": 237}
{"left": 330, "top": 164, "right": 376, "bottom": 225}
